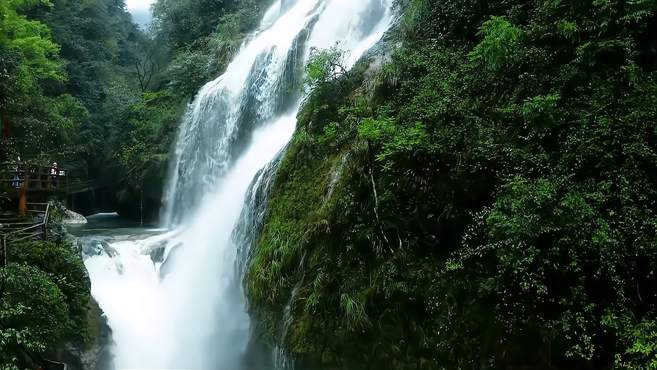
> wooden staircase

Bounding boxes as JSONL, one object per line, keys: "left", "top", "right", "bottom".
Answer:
{"left": 0, "top": 202, "right": 50, "bottom": 267}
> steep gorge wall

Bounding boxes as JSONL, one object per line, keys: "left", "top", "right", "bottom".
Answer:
{"left": 245, "top": 0, "right": 657, "bottom": 369}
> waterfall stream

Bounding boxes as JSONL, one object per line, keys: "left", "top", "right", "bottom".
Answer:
{"left": 82, "top": 1, "right": 394, "bottom": 368}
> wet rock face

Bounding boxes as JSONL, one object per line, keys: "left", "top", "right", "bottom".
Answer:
{"left": 157, "top": 241, "right": 183, "bottom": 278}
{"left": 149, "top": 244, "right": 166, "bottom": 264}
{"left": 78, "top": 234, "right": 110, "bottom": 255}
{"left": 54, "top": 299, "right": 115, "bottom": 370}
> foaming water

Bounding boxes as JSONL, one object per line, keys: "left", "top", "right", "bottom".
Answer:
{"left": 84, "top": 0, "right": 394, "bottom": 368}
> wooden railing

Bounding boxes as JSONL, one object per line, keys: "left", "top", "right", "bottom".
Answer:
{"left": 0, "top": 162, "right": 67, "bottom": 192}
{"left": 0, "top": 202, "right": 50, "bottom": 267}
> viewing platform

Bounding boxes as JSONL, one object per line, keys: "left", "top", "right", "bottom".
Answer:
{"left": 1, "top": 162, "right": 68, "bottom": 194}
{"left": 0, "top": 162, "right": 61, "bottom": 266}
{"left": 1, "top": 161, "right": 70, "bottom": 214}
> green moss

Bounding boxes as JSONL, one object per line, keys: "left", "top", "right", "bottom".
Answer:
{"left": 248, "top": 139, "right": 345, "bottom": 311}
{"left": 247, "top": 0, "right": 657, "bottom": 368}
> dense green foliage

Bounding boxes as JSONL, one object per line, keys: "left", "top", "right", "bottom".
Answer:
{"left": 1, "top": 0, "right": 148, "bottom": 213}
{"left": 0, "top": 264, "right": 70, "bottom": 367}
{"left": 5, "top": 0, "right": 657, "bottom": 368}
{"left": 0, "top": 0, "right": 86, "bottom": 162}
{"left": 1, "top": 0, "right": 269, "bottom": 218}
{"left": 27, "top": 0, "right": 144, "bottom": 178}
{"left": 247, "top": 0, "right": 657, "bottom": 368}
{"left": 26, "top": 0, "right": 173, "bottom": 216}
{"left": 10, "top": 239, "right": 90, "bottom": 331}
{"left": 0, "top": 238, "right": 90, "bottom": 369}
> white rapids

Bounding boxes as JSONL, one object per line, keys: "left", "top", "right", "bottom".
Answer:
{"left": 83, "top": 0, "right": 394, "bottom": 368}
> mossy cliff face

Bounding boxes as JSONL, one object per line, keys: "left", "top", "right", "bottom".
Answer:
{"left": 54, "top": 298, "right": 114, "bottom": 370}
{"left": 246, "top": 47, "right": 445, "bottom": 369}
{"left": 246, "top": 0, "right": 657, "bottom": 369}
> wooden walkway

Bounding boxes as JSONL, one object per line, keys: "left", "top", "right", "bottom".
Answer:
{"left": 1, "top": 162, "right": 68, "bottom": 193}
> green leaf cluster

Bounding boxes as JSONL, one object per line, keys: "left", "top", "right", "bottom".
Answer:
{"left": 0, "top": 239, "right": 90, "bottom": 369}
{"left": 247, "top": 0, "right": 657, "bottom": 368}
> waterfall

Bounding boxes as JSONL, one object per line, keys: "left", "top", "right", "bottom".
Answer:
{"left": 83, "top": 0, "right": 394, "bottom": 368}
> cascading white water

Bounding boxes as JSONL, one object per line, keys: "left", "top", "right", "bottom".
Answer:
{"left": 83, "top": 1, "right": 394, "bottom": 368}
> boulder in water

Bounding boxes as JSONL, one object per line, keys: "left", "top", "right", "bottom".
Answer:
{"left": 63, "top": 209, "right": 88, "bottom": 225}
